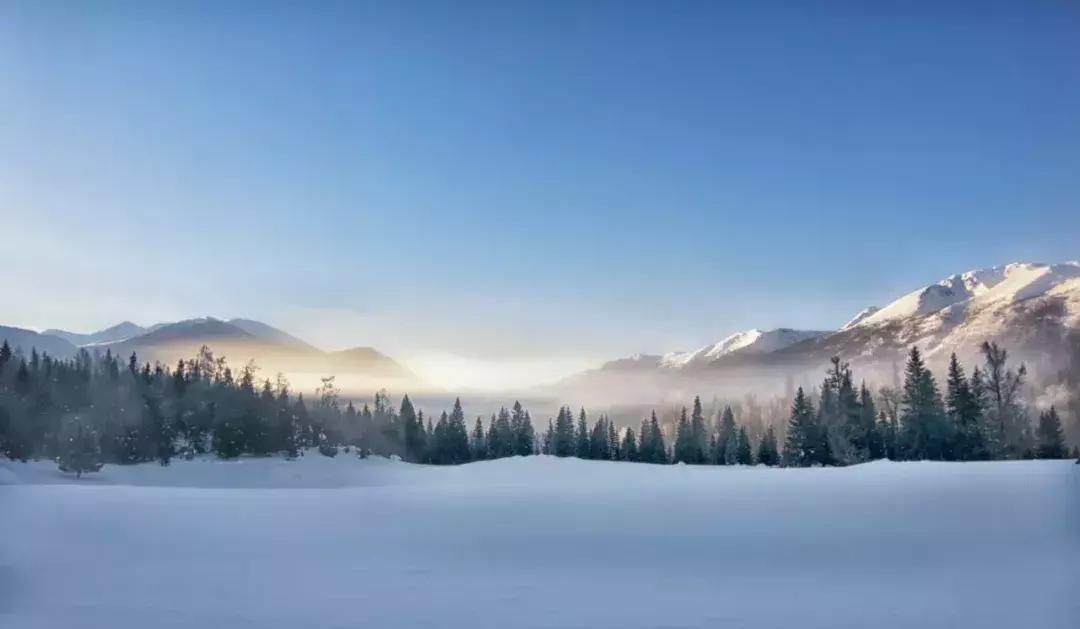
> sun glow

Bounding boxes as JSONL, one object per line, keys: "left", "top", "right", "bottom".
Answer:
{"left": 402, "top": 353, "right": 592, "bottom": 392}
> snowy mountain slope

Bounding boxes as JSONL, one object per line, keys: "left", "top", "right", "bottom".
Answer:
{"left": 43, "top": 321, "right": 146, "bottom": 346}
{"left": 852, "top": 262, "right": 1079, "bottom": 329}
{"left": 561, "top": 261, "right": 1080, "bottom": 400}
{"left": 598, "top": 353, "right": 664, "bottom": 371}
{"left": 841, "top": 306, "right": 881, "bottom": 330}
{"left": 660, "top": 328, "right": 828, "bottom": 368}
{"left": 832, "top": 262, "right": 1080, "bottom": 361}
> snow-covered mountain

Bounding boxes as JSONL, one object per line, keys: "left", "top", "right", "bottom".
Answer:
{"left": 560, "top": 260, "right": 1080, "bottom": 401}
{"left": 43, "top": 321, "right": 146, "bottom": 346}
{"left": 805, "top": 261, "right": 1080, "bottom": 365}
{"left": 849, "top": 262, "right": 1079, "bottom": 330}
{"left": 840, "top": 307, "right": 880, "bottom": 330}
{"left": 659, "top": 328, "right": 828, "bottom": 369}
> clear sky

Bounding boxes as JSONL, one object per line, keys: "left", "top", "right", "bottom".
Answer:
{"left": 2, "top": 1, "right": 1079, "bottom": 388}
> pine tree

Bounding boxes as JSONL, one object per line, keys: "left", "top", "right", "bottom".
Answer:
{"left": 819, "top": 357, "right": 860, "bottom": 463}
{"left": 619, "top": 426, "right": 638, "bottom": 461}
{"left": 690, "top": 396, "right": 707, "bottom": 463}
{"left": 509, "top": 401, "right": 534, "bottom": 456}
{"left": 673, "top": 406, "right": 695, "bottom": 464}
{"left": 1035, "top": 407, "right": 1067, "bottom": 459}
{"left": 0, "top": 340, "right": 11, "bottom": 375}
{"left": 714, "top": 406, "right": 736, "bottom": 465}
{"left": 878, "top": 409, "right": 899, "bottom": 460}
{"left": 968, "top": 366, "right": 989, "bottom": 459}
{"left": 641, "top": 411, "right": 667, "bottom": 464}
{"left": 445, "top": 398, "right": 471, "bottom": 464}
{"left": 471, "top": 417, "right": 488, "bottom": 460}
{"left": 589, "top": 415, "right": 610, "bottom": 460}
{"left": 553, "top": 407, "right": 575, "bottom": 457}
{"left": 734, "top": 426, "right": 753, "bottom": 465}
{"left": 141, "top": 395, "right": 174, "bottom": 465}
{"left": 56, "top": 419, "right": 103, "bottom": 478}
{"left": 756, "top": 426, "right": 779, "bottom": 466}
{"left": 14, "top": 358, "right": 29, "bottom": 396}
{"left": 782, "top": 387, "right": 816, "bottom": 467}
{"left": 420, "top": 413, "right": 433, "bottom": 462}
{"left": 431, "top": 410, "right": 450, "bottom": 463}
{"left": 858, "top": 383, "right": 884, "bottom": 460}
{"left": 488, "top": 407, "right": 513, "bottom": 459}
{"left": 400, "top": 395, "right": 424, "bottom": 462}
{"left": 275, "top": 386, "right": 300, "bottom": 458}
{"left": 900, "top": 347, "right": 949, "bottom": 460}
{"left": 945, "top": 354, "right": 985, "bottom": 461}
{"left": 817, "top": 425, "right": 837, "bottom": 466}
{"left": 484, "top": 413, "right": 499, "bottom": 458}
{"left": 295, "top": 394, "right": 313, "bottom": 449}
{"left": 212, "top": 416, "right": 245, "bottom": 459}
{"left": 575, "top": 409, "right": 591, "bottom": 459}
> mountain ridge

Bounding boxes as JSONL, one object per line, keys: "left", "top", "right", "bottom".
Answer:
{"left": 2, "top": 317, "right": 415, "bottom": 386}
{"left": 559, "top": 260, "right": 1080, "bottom": 400}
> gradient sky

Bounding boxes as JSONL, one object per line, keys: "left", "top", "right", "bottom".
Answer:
{"left": 2, "top": 1, "right": 1079, "bottom": 387}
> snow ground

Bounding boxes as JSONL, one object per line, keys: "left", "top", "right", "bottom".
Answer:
{"left": 2, "top": 456, "right": 1078, "bottom": 629}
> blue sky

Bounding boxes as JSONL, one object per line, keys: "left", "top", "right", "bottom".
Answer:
{"left": 2, "top": 1, "right": 1079, "bottom": 386}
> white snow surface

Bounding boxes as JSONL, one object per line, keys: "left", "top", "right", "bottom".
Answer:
{"left": 841, "top": 305, "right": 881, "bottom": 330}
{"left": 855, "top": 261, "right": 1080, "bottom": 328}
{"left": 660, "top": 328, "right": 827, "bottom": 368}
{"left": 1, "top": 455, "right": 1077, "bottom": 629}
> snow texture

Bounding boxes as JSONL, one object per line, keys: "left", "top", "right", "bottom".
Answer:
{"left": 1, "top": 455, "right": 1077, "bottom": 629}
{"left": 855, "top": 261, "right": 1080, "bottom": 328}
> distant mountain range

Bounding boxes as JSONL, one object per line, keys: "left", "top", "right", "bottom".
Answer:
{"left": 43, "top": 321, "right": 145, "bottom": 346}
{"left": 1, "top": 317, "right": 413, "bottom": 386}
{"left": 5, "top": 260, "right": 1078, "bottom": 400}
{"left": 608, "top": 328, "right": 831, "bottom": 371}
{"left": 558, "top": 260, "right": 1080, "bottom": 402}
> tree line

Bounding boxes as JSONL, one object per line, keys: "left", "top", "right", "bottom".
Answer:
{"left": 779, "top": 344, "right": 1073, "bottom": 466}
{"left": 0, "top": 339, "right": 1075, "bottom": 476}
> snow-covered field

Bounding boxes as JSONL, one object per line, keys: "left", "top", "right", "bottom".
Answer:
{"left": 2, "top": 456, "right": 1078, "bottom": 629}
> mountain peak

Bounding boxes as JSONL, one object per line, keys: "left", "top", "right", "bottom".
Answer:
{"left": 43, "top": 321, "right": 147, "bottom": 347}
{"left": 850, "top": 261, "right": 1080, "bottom": 329}
{"left": 658, "top": 328, "right": 827, "bottom": 369}
{"left": 841, "top": 306, "right": 880, "bottom": 330}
